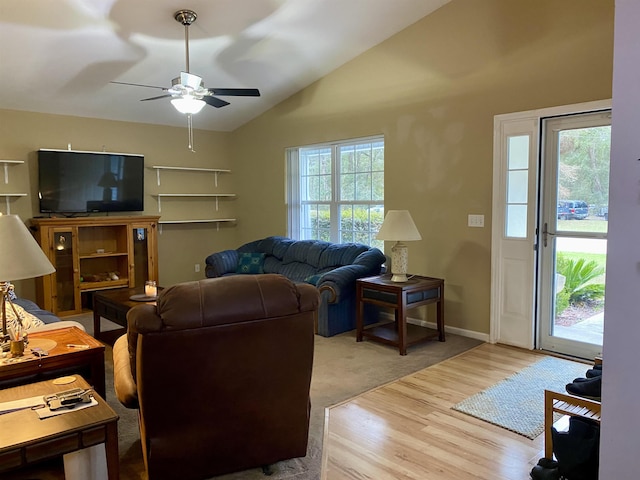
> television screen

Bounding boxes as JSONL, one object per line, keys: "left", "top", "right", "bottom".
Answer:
{"left": 38, "top": 149, "right": 144, "bottom": 213}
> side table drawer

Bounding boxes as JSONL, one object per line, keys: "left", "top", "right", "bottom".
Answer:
{"left": 96, "top": 303, "right": 128, "bottom": 325}
{"left": 362, "top": 286, "right": 441, "bottom": 306}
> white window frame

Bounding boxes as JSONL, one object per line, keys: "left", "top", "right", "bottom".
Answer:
{"left": 286, "top": 135, "right": 384, "bottom": 246}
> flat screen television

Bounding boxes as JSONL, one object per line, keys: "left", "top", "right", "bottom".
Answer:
{"left": 38, "top": 149, "right": 144, "bottom": 214}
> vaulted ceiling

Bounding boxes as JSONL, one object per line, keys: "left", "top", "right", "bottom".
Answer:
{"left": 0, "top": 0, "right": 449, "bottom": 132}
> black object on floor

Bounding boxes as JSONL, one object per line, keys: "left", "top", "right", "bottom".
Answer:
{"left": 566, "top": 376, "right": 601, "bottom": 401}
{"left": 552, "top": 416, "right": 600, "bottom": 480}
{"left": 530, "top": 458, "right": 560, "bottom": 480}
{"left": 585, "top": 368, "right": 602, "bottom": 378}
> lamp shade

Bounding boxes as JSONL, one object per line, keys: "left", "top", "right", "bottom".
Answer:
{"left": 0, "top": 214, "right": 55, "bottom": 280}
{"left": 171, "top": 96, "right": 206, "bottom": 114}
{"left": 376, "top": 210, "right": 422, "bottom": 241}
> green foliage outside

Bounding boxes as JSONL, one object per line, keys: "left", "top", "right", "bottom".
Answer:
{"left": 558, "top": 126, "right": 610, "bottom": 209}
{"left": 309, "top": 207, "right": 385, "bottom": 248}
{"left": 555, "top": 254, "right": 606, "bottom": 315}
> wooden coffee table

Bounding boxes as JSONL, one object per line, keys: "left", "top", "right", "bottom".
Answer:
{"left": 0, "top": 376, "right": 119, "bottom": 479}
{"left": 0, "top": 326, "right": 106, "bottom": 398}
{"left": 93, "top": 286, "right": 158, "bottom": 339}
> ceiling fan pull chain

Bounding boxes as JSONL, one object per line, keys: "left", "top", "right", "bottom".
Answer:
{"left": 187, "top": 113, "right": 196, "bottom": 152}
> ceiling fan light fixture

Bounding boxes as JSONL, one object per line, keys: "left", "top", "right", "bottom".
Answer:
{"left": 171, "top": 96, "right": 206, "bottom": 114}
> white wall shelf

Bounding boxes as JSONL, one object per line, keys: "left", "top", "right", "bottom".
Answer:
{"left": 151, "top": 165, "right": 231, "bottom": 187}
{"left": 157, "top": 218, "right": 237, "bottom": 233}
{"left": 151, "top": 165, "right": 236, "bottom": 230}
{"left": 0, "top": 160, "right": 24, "bottom": 184}
{"left": 159, "top": 218, "right": 236, "bottom": 224}
{"left": 151, "top": 193, "right": 236, "bottom": 212}
{"left": 0, "top": 193, "right": 28, "bottom": 214}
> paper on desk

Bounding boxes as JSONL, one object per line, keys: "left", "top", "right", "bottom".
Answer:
{"left": 36, "top": 398, "right": 98, "bottom": 419}
{"left": 0, "top": 395, "right": 45, "bottom": 414}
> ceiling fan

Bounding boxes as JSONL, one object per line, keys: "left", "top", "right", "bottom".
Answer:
{"left": 111, "top": 9, "right": 261, "bottom": 151}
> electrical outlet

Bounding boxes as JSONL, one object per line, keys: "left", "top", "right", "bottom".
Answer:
{"left": 195, "top": 264, "right": 200, "bottom": 273}
{"left": 468, "top": 214, "right": 485, "bottom": 227}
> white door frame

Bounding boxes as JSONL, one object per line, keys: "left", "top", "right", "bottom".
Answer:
{"left": 490, "top": 99, "right": 611, "bottom": 348}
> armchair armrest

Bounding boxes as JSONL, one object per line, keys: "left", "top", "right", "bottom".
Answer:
{"left": 113, "top": 334, "right": 139, "bottom": 409}
{"left": 204, "top": 249, "right": 239, "bottom": 277}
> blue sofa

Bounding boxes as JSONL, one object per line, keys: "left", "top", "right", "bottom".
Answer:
{"left": 205, "top": 236, "right": 386, "bottom": 337}
{"left": 13, "top": 296, "right": 86, "bottom": 333}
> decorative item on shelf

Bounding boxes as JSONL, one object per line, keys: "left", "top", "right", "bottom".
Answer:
{"left": 376, "top": 210, "right": 422, "bottom": 282}
{"left": 0, "top": 214, "right": 55, "bottom": 350}
{"left": 145, "top": 280, "right": 157, "bottom": 298}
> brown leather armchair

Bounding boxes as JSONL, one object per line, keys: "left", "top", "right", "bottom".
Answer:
{"left": 113, "top": 274, "right": 319, "bottom": 480}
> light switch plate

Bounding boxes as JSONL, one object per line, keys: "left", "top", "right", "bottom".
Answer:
{"left": 468, "top": 214, "right": 484, "bottom": 227}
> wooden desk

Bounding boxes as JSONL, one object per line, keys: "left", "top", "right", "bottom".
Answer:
{"left": 0, "top": 376, "right": 119, "bottom": 479}
{"left": 0, "top": 326, "right": 106, "bottom": 398}
{"left": 356, "top": 274, "right": 445, "bottom": 355}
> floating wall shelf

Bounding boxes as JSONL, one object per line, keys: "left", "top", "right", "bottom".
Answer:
{"left": 151, "top": 165, "right": 231, "bottom": 187}
{"left": 0, "top": 160, "right": 24, "bottom": 184}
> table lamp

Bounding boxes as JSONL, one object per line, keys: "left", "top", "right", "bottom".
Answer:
{"left": 0, "top": 214, "right": 55, "bottom": 345}
{"left": 376, "top": 210, "right": 422, "bottom": 282}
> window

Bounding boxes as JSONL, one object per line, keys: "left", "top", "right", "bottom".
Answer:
{"left": 287, "top": 136, "right": 384, "bottom": 248}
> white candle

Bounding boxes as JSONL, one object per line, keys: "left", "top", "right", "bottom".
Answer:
{"left": 145, "top": 281, "right": 157, "bottom": 297}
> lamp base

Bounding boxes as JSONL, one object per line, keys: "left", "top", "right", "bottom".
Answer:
{"left": 389, "top": 242, "right": 409, "bottom": 283}
{"left": 390, "top": 273, "right": 408, "bottom": 282}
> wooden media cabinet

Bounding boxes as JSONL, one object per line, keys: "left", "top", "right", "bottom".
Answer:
{"left": 31, "top": 216, "right": 159, "bottom": 316}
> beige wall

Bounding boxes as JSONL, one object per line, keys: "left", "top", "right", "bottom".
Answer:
{"left": 231, "top": 0, "right": 614, "bottom": 335}
{"left": 0, "top": 0, "right": 614, "bottom": 336}
{"left": 0, "top": 109, "right": 238, "bottom": 299}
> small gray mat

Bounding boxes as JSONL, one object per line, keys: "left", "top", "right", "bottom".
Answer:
{"left": 452, "top": 356, "right": 589, "bottom": 439}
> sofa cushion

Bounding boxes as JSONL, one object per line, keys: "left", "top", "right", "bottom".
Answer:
{"left": 283, "top": 240, "right": 328, "bottom": 266}
{"left": 255, "top": 236, "right": 294, "bottom": 259}
{"left": 236, "top": 252, "right": 266, "bottom": 274}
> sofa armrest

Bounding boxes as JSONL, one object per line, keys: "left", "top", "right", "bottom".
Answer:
{"left": 113, "top": 334, "right": 139, "bottom": 409}
{"left": 204, "top": 249, "right": 239, "bottom": 277}
{"left": 13, "top": 298, "right": 61, "bottom": 325}
{"left": 317, "top": 264, "right": 374, "bottom": 304}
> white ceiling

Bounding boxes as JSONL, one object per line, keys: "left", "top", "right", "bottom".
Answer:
{"left": 0, "top": 0, "right": 449, "bottom": 132}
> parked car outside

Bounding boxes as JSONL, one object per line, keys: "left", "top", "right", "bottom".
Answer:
{"left": 557, "top": 200, "right": 589, "bottom": 220}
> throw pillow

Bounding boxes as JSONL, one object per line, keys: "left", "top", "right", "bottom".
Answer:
{"left": 236, "top": 252, "right": 266, "bottom": 274}
{"left": 304, "top": 274, "right": 322, "bottom": 286}
{"left": 4, "top": 300, "right": 45, "bottom": 333}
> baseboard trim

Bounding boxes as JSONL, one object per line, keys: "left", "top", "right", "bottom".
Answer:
{"left": 378, "top": 312, "right": 490, "bottom": 343}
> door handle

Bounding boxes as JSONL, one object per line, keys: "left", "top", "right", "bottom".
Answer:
{"left": 542, "top": 222, "right": 556, "bottom": 247}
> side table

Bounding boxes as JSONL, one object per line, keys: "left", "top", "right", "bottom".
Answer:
{"left": 0, "top": 376, "right": 119, "bottom": 479}
{"left": 356, "top": 274, "right": 445, "bottom": 355}
{"left": 0, "top": 326, "right": 106, "bottom": 398}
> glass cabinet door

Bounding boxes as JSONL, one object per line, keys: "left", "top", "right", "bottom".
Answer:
{"left": 52, "top": 229, "right": 78, "bottom": 313}
{"left": 132, "top": 227, "right": 152, "bottom": 287}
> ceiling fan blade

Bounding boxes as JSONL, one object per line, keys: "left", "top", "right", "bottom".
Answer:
{"left": 208, "top": 88, "right": 260, "bottom": 97}
{"left": 203, "top": 96, "right": 230, "bottom": 108}
{"left": 141, "top": 94, "right": 172, "bottom": 101}
{"left": 110, "top": 81, "right": 168, "bottom": 91}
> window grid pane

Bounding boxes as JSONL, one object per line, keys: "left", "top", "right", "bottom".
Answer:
{"left": 505, "top": 135, "right": 529, "bottom": 238}
{"left": 295, "top": 137, "right": 384, "bottom": 245}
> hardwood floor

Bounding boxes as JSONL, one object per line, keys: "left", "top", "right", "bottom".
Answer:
{"left": 321, "top": 343, "right": 587, "bottom": 479}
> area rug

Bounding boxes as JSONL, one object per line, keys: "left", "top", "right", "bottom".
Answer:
{"left": 452, "top": 356, "right": 588, "bottom": 439}
{"left": 9, "top": 315, "right": 482, "bottom": 480}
